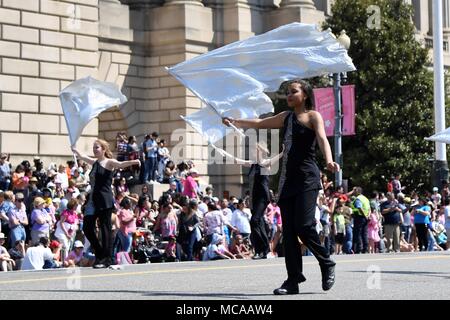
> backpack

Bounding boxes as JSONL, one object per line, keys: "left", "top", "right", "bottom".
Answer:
{"left": 115, "top": 251, "right": 132, "bottom": 265}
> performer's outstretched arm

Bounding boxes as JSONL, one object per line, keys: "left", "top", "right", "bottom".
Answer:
{"left": 222, "top": 111, "right": 289, "bottom": 129}
{"left": 107, "top": 158, "right": 141, "bottom": 170}
{"left": 71, "top": 147, "right": 96, "bottom": 165}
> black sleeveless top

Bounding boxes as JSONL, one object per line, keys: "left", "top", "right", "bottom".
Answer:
{"left": 278, "top": 112, "right": 322, "bottom": 200}
{"left": 89, "top": 161, "right": 114, "bottom": 210}
{"left": 248, "top": 164, "right": 270, "bottom": 210}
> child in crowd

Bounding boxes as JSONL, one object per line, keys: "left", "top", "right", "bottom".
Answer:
{"left": 229, "top": 234, "right": 252, "bottom": 259}
{"left": 368, "top": 210, "right": 381, "bottom": 253}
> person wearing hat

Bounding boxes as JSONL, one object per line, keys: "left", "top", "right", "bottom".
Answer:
{"left": 0, "top": 153, "right": 11, "bottom": 192}
{"left": 65, "top": 240, "right": 88, "bottom": 267}
{"left": 71, "top": 139, "right": 140, "bottom": 268}
{"left": 204, "top": 233, "right": 236, "bottom": 260}
{"left": 431, "top": 187, "right": 442, "bottom": 207}
{"left": 30, "top": 197, "right": 52, "bottom": 245}
{"left": 7, "top": 192, "right": 28, "bottom": 247}
{"left": 0, "top": 232, "right": 15, "bottom": 271}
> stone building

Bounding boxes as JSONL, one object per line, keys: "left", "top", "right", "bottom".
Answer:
{"left": 0, "top": 0, "right": 448, "bottom": 197}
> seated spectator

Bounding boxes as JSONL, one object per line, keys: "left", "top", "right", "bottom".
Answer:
{"left": 8, "top": 240, "right": 25, "bottom": 270}
{"left": 116, "top": 177, "right": 129, "bottom": 195}
{"left": 229, "top": 234, "right": 252, "bottom": 259}
{"left": 48, "top": 240, "right": 62, "bottom": 265}
{"left": 164, "top": 235, "right": 178, "bottom": 262}
{"left": 54, "top": 198, "right": 79, "bottom": 259}
{"left": 65, "top": 240, "right": 92, "bottom": 267}
{"left": 204, "top": 234, "right": 235, "bottom": 260}
{"left": 0, "top": 233, "right": 15, "bottom": 271}
{"left": 72, "top": 168, "right": 89, "bottom": 193}
{"left": 21, "top": 237, "right": 58, "bottom": 270}
{"left": 166, "top": 181, "right": 178, "bottom": 198}
{"left": 400, "top": 233, "right": 414, "bottom": 252}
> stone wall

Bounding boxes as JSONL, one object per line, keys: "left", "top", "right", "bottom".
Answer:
{"left": 0, "top": 0, "right": 447, "bottom": 198}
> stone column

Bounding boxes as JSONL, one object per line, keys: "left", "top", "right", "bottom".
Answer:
{"left": 279, "top": 0, "right": 315, "bottom": 9}
{"left": 164, "top": 0, "right": 203, "bottom": 6}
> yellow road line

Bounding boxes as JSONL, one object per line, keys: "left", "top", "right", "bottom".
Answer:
{"left": 0, "top": 254, "right": 448, "bottom": 286}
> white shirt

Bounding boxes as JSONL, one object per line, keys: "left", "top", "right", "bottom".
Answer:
{"left": 221, "top": 208, "right": 232, "bottom": 225}
{"left": 21, "top": 245, "right": 54, "bottom": 270}
{"left": 198, "top": 202, "right": 208, "bottom": 216}
{"left": 445, "top": 206, "right": 450, "bottom": 229}
{"left": 231, "top": 209, "right": 251, "bottom": 234}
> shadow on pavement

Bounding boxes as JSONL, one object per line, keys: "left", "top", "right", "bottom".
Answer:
{"left": 3, "top": 289, "right": 325, "bottom": 299}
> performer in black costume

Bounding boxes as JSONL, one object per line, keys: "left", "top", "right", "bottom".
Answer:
{"left": 72, "top": 139, "right": 140, "bottom": 268}
{"left": 223, "top": 79, "right": 339, "bottom": 294}
{"left": 213, "top": 143, "right": 284, "bottom": 259}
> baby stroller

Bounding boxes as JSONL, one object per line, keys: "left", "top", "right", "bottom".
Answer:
{"left": 131, "top": 228, "right": 164, "bottom": 263}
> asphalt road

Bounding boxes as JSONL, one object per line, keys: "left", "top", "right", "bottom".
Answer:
{"left": 0, "top": 251, "right": 449, "bottom": 300}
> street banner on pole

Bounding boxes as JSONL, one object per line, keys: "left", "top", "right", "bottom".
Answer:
{"left": 342, "top": 85, "right": 356, "bottom": 136}
{"left": 313, "top": 85, "right": 356, "bottom": 137}
{"left": 314, "top": 87, "right": 335, "bottom": 136}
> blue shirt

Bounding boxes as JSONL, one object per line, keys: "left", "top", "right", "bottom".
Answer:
{"left": 414, "top": 205, "right": 431, "bottom": 224}
{"left": 354, "top": 198, "right": 362, "bottom": 209}
{"left": 145, "top": 139, "right": 158, "bottom": 158}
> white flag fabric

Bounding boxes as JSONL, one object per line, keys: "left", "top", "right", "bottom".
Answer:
{"left": 59, "top": 76, "right": 128, "bottom": 146}
{"left": 426, "top": 127, "right": 450, "bottom": 144}
{"left": 167, "top": 22, "right": 356, "bottom": 144}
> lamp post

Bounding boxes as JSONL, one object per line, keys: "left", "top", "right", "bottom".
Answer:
{"left": 432, "top": 0, "right": 449, "bottom": 189}
{"left": 333, "top": 30, "right": 351, "bottom": 189}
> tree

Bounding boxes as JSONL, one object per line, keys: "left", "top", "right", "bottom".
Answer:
{"left": 321, "top": 0, "right": 436, "bottom": 193}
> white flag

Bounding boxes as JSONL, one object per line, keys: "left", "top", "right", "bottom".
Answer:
{"left": 167, "top": 22, "right": 356, "bottom": 144}
{"left": 426, "top": 127, "right": 450, "bottom": 144}
{"left": 59, "top": 76, "right": 128, "bottom": 146}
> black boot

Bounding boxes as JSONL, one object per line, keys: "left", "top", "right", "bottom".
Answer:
{"left": 321, "top": 265, "right": 335, "bottom": 291}
{"left": 273, "top": 280, "right": 299, "bottom": 295}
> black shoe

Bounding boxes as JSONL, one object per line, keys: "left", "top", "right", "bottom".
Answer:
{"left": 93, "top": 263, "right": 107, "bottom": 269}
{"left": 321, "top": 265, "right": 335, "bottom": 291}
{"left": 273, "top": 280, "right": 299, "bottom": 295}
{"left": 252, "top": 254, "right": 267, "bottom": 260}
{"left": 93, "top": 257, "right": 111, "bottom": 269}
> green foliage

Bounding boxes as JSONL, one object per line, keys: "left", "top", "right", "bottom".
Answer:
{"left": 320, "top": 0, "right": 437, "bottom": 192}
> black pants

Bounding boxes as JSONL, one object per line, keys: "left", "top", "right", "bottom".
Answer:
{"left": 279, "top": 190, "right": 335, "bottom": 283}
{"left": 353, "top": 215, "right": 369, "bottom": 253}
{"left": 83, "top": 208, "right": 113, "bottom": 263}
{"left": 415, "top": 223, "right": 428, "bottom": 251}
{"left": 250, "top": 200, "right": 270, "bottom": 256}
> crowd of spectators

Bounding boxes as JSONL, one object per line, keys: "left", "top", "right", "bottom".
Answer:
{"left": 0, "top": 135, "right": 449, "bottom": 272}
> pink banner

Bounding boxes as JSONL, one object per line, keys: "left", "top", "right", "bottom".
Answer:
{"left": 313, "top": 85, "right": 356, "bottom": 137}
{"left": 313, "top": 87, "right": 335, "bottom": 137}
{"left": 342, "top": 85, "right": 355, "bottom": 136}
